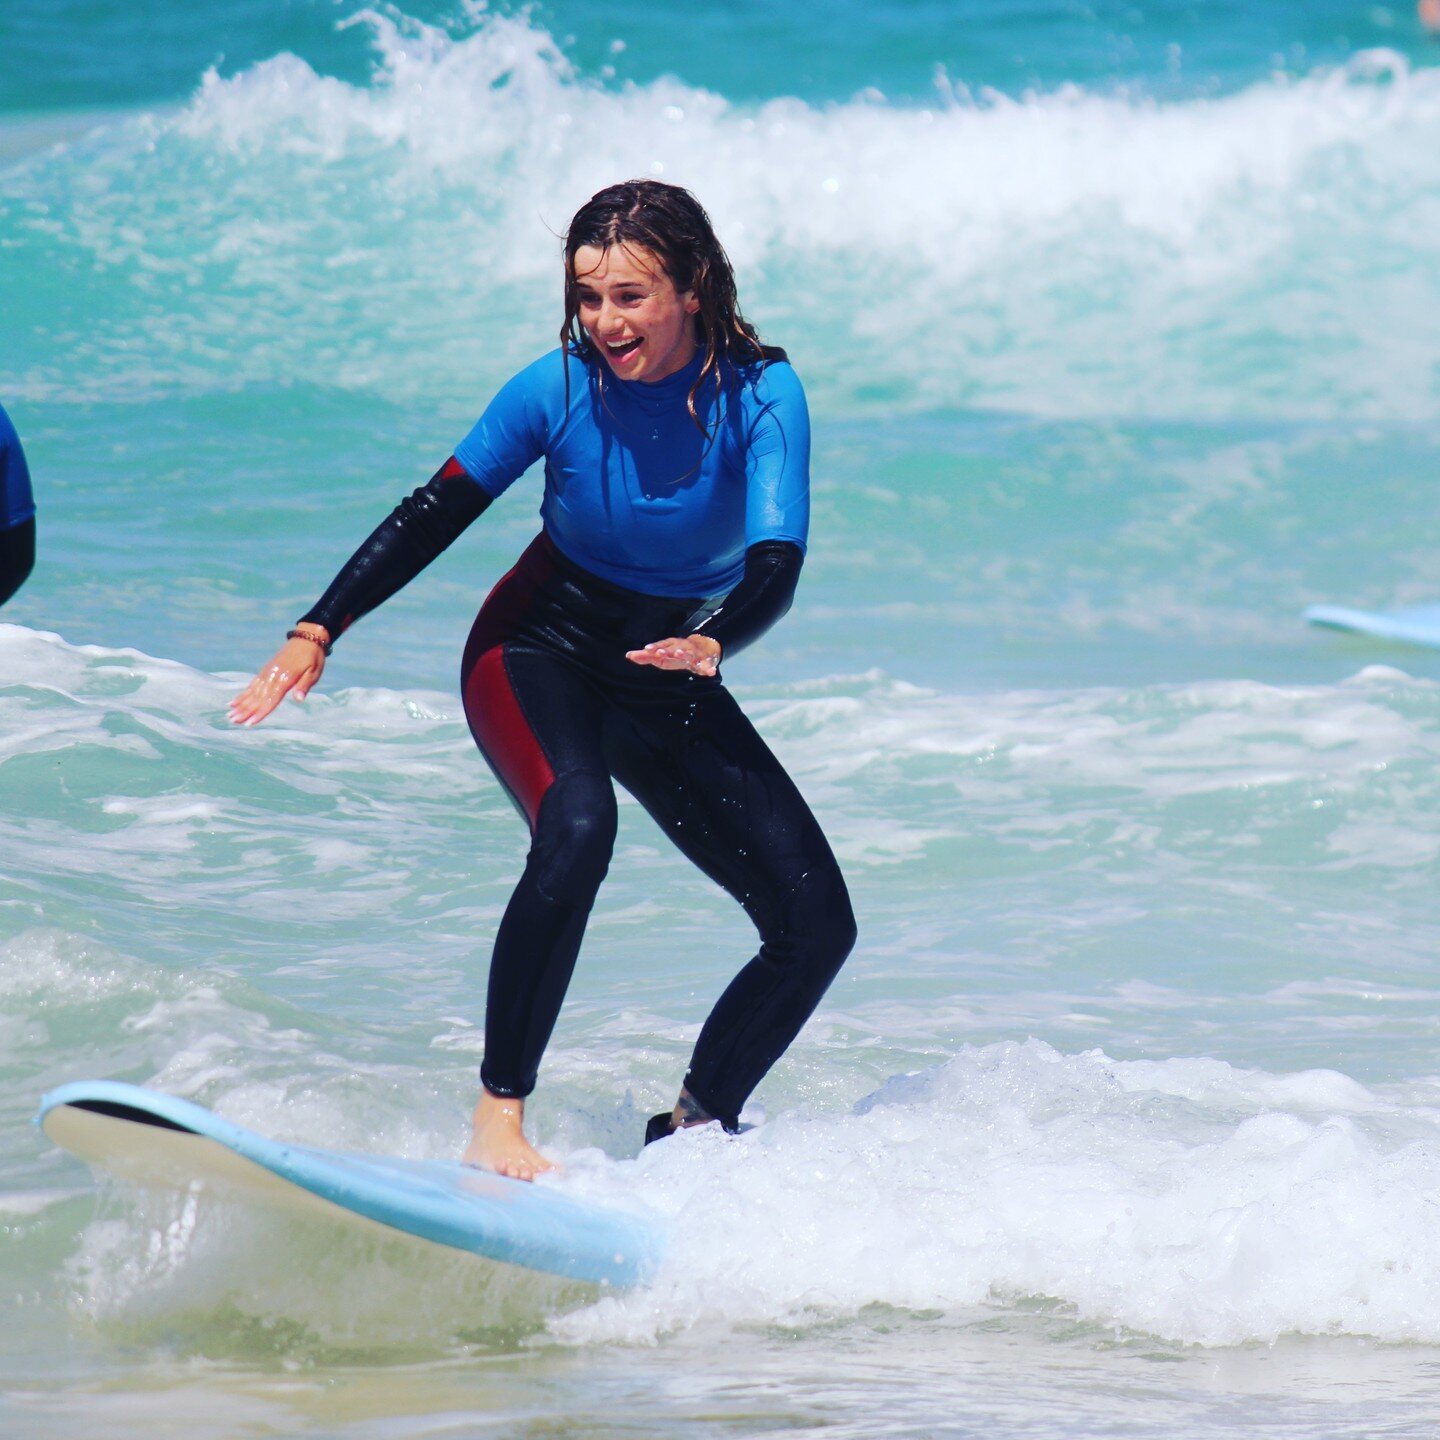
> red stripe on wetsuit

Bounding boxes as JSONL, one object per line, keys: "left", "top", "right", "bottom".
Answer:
{"left": 460, "top": 539, "right": 557, "bottom": 829}
{"left": 464, "top": 647, "right": 554, "bottom": 828}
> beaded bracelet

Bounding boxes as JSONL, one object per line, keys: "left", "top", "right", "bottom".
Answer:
{"left": 286, "top": 628, "right": 333, "bottom": 656}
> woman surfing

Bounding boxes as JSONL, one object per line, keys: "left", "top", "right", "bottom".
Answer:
{"left": 231, "top": 180, "right": 856, "bottom": 1180}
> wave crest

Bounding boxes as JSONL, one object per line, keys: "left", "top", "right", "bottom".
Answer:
{"left": 5, "top": 7, "right": 1438, "bottom": 416}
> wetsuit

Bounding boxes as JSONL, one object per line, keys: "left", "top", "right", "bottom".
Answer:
{"left": 0, "top": 402, "right": 35, "bottom": 607}
{"left": 299, "top": 346, "right": 856, "bottom": 1131}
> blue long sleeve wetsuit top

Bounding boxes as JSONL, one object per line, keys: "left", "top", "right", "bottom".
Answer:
{"left": 299, "top": 346, "right": 810, "bottom": 653}
{"left": 453, "top": 348, "right": 810, "bottom": 597}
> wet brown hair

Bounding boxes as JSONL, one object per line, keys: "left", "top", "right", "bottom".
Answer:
{"left": 561, "top": 179, "right": 766, "bottom": 435}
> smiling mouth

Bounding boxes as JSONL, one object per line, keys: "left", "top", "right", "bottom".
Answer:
{"left": 605, "top": 337, "right": 643, "bottom": 359}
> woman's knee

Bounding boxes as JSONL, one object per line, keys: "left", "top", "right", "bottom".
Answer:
{"left": 812, "top": 877, "right": 858, "bottom": 973}
{"left": 770, "top": 865, "right": 857, "bottom": 978}
{"left": 528, "top": 771, "right": 617, "bottom": 904}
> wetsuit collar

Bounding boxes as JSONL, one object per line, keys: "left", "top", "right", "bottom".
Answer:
{"left": 615, "top": 349, "right": 706, "bottom": 401}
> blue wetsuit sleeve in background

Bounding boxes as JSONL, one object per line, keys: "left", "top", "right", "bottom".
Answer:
{"left": 0, "top": 402, "right": 36, "bottom": 530}
{"left": 0, "top": 402, "right": 37, "bottom": 606}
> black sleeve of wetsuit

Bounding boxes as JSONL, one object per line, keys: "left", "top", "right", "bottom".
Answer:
{"left": 693, "top": 540, "right": 804, "bottom": 661}
{"left": 298, "top": 457, "right": 491, "bottom": 639}
{"left": 0, "top": 517, "right": 35, "bottom": 607}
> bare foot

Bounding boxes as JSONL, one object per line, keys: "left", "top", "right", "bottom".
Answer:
{"left": 462, "top": 1090, "right": 556, "bottom": 1181}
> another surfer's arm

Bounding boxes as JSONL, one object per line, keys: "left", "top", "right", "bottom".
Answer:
{"left": 0, "top": 518, "right": 35, "bottom": 608}
{"left": 628, "top": 359, "right": 809, "bottom": 676}
{"left": 0, "top": 403, "right": 36, "bottom": 607}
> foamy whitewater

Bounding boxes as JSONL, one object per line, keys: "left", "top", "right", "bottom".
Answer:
{"left": 3, "top": 2, "right": 1440, "bottom": 1436}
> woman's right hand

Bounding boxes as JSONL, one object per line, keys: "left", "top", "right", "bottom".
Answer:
{"left": 228, "top": 630, "right": 330, "bottom": 726}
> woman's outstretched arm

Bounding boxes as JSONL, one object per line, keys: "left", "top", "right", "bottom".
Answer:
{"left": 229, "top": 458, "right": 491, "bottom": 725}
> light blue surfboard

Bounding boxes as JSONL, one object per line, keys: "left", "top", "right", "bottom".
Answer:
{"left": 1305, "top": 602, "right": 1440, "bottom": 650}
{"left": 36, "top": 1080, "right": 662, "bottom": 1288}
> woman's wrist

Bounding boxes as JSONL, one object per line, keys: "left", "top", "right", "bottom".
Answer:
{"left": 286, "top": 625, "right": 333, "bottom": 655}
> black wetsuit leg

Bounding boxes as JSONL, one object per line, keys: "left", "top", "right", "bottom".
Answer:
{"left": 604, "top": 688, "right": 856, "bottom": 1131}
{"left": 459, "top": 533, "right": 855, "bottom": 1121}
{"left": 461, "top": 639, "right": 616, "bottom": 1101}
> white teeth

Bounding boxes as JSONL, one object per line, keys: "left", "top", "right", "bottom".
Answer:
{"left": 607, "top": 338, "right": 640, "bottom": 350}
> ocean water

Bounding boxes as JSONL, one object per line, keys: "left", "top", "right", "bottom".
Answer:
{"left": 4, "top": 1, "right": 1440, "bottom": 1435}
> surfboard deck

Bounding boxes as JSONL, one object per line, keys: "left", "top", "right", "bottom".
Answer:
{"left": 36, "top": 1080, "right": 662, "bottom": 1288}
{"left": 1305, "top": 602, "right": 1440, "bottom": 650}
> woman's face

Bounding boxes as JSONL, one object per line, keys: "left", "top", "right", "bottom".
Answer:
{"left": 572, "top": 243, "right": 700, "bottom": 383}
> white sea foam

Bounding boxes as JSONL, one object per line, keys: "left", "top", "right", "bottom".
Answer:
{"left": 752, "top": 666, "right": 1440, "bottom": 832}
{"left": 0, "top": 624, "right": 501, "bottom": 922}
{"left": 552, "top": 1040, "right": 1440, "bottom": 1349}
{"left": 8, "top": 629, "right": 1438, "bottom": 920}
{"left": 0, "top": 928, "right": 144, "bottom": 1007}
{"left": 6, "top": 627, "right": 1439, "bottom": 926}
{"left": 173, "top": 14, "right": 1437, "bottom": 272}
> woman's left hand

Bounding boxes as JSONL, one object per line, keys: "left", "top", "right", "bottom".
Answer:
{"left": 625, "top": 633, "right": 721, "bottom": 677}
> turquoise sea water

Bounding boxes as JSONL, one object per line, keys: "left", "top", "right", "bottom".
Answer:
{"left": 4, "top": 2, "right": 1440, "bottom": 1435}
